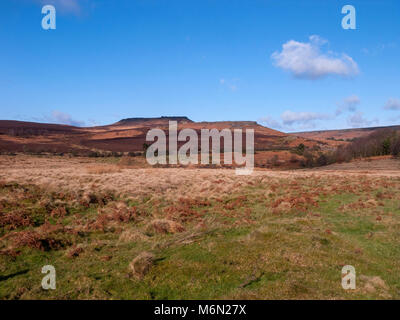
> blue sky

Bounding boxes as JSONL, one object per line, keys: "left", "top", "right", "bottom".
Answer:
{"left": 1, "top": 0, "right": 399, "bottom": 132}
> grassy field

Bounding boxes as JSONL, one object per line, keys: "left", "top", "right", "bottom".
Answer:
{"left": 0, "top": 155, "right": 400, "bottom": 299}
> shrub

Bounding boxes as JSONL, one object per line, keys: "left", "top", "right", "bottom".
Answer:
{"left": 316, "top": 154, "right": 328, "bottom": 166}
{"left": 295, "top": 143, "right": 305, "bottom": 155}
{"left": 328, "top": 128, "right": 400, "bottom": 163}
{"left": 392, "top": 138, "right": 400, "bottom": 157}
{"left": 303, "top": 151, "right": 315, "bottom": 167}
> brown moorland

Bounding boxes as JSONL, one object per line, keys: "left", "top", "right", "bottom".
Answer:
{"left": 0, "top": 118, "right": 324, "bottom": 166}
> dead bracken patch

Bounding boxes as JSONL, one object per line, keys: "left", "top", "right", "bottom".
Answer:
{"left": 86, "top": 204, "right": 138, "bottom": 232}
{"left": 160, "top": 198, "right": 211, "bottom": 224}
{"left": 67, "top": 245, "right": 84, "bottom": 258}
{"left": 340, "top": 198, "right": 379, "bottom": 211}
{"left": 11, "top": 230, "right": 67, "bottom": 251}
{"left": 0, "top": 210, "right": 33, "bottom": 231}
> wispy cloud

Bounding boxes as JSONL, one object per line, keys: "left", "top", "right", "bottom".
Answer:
{"left": 383, "top": 98, "right": 400, "bottom": 110}
{"left": 24, "top": 110, "right": 85, "bottom": 126}
{"left": 271, "top": 35, "right": 359, "bottom": 79}
{"left": 219, "top": 78, "right": 239, "bottom": 91}
{"left": 51, "top": 110, "right": 85, "bottom": 126}
{"left": 257, "top": 116, "right": 283, "bottom": 129}
{"left": 34, "top": 0, "right": 84, "bottom": 15}
{"left": 361, "top": 42, "right": 397, "bottom": 56}
{"left": 259, "top": 94, "right": 364, "bottom": 131}
{"left": 281, "top": 110, "right": 331, "bottom": 126}
{"left": 336, "top": 95, "right": 360, "bottom": 115}
{"left": 347, "top": 111, "right": 379, "bottom": 128}
{"left": 259, "top": 110, "right": 332, "bottom": 131}
{"left": 258, "top": 91, "right": 393, "bottom": 131}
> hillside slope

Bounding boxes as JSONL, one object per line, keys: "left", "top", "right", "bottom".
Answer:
{"left": 0, "top": 118, "right": 318, "bottom": 156}
{"left": 291, "top": 125, "right": 400, "bottom": 145}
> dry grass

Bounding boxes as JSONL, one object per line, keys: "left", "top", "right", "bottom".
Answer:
{"left": 86, "top": 164, "right": 121, "bottom": 174}
{"left": 1, "top": 155, "right": 400, "bottom": 202}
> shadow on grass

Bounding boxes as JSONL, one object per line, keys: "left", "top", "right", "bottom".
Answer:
{"left": 0, "top": 269, "right": 29, "bottom": 282}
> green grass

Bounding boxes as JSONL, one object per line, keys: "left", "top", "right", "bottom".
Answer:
{"left": 1, "top": 177, "right": 400, "bottom": 299}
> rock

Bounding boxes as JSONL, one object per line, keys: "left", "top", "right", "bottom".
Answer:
{"left": 129, "top": 252, "right": 155, "bottom": 279}
{"left": 359, "top": 275, "right": 390, "bottom": 296}
{"left": 369, "top": 276, "right": 388, "bottom": 290}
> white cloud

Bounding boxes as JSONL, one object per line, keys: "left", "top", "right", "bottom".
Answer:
{"left": 271, "top": 35, "right": 359, "bottom": 79}
{"left": 383, "top": 98, "right": 400, "bottom": 110}
{"left": 336, "top": 95, "right": 360, "bottom": 115}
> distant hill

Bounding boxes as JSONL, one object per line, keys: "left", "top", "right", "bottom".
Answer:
{"left": 0, "top": 117, "right": 316, "bottom": 158}
{"left": 3, "top": 117, "right": 399, "bottom": 168}
{"left": 2, "top": 117, "right": 399, "bottom": 153}
{"left": 291, "top": 125, "right": 400, "bottom": 145}
{"left": 114, "top": 116, "right": 193, "bottom": 126}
